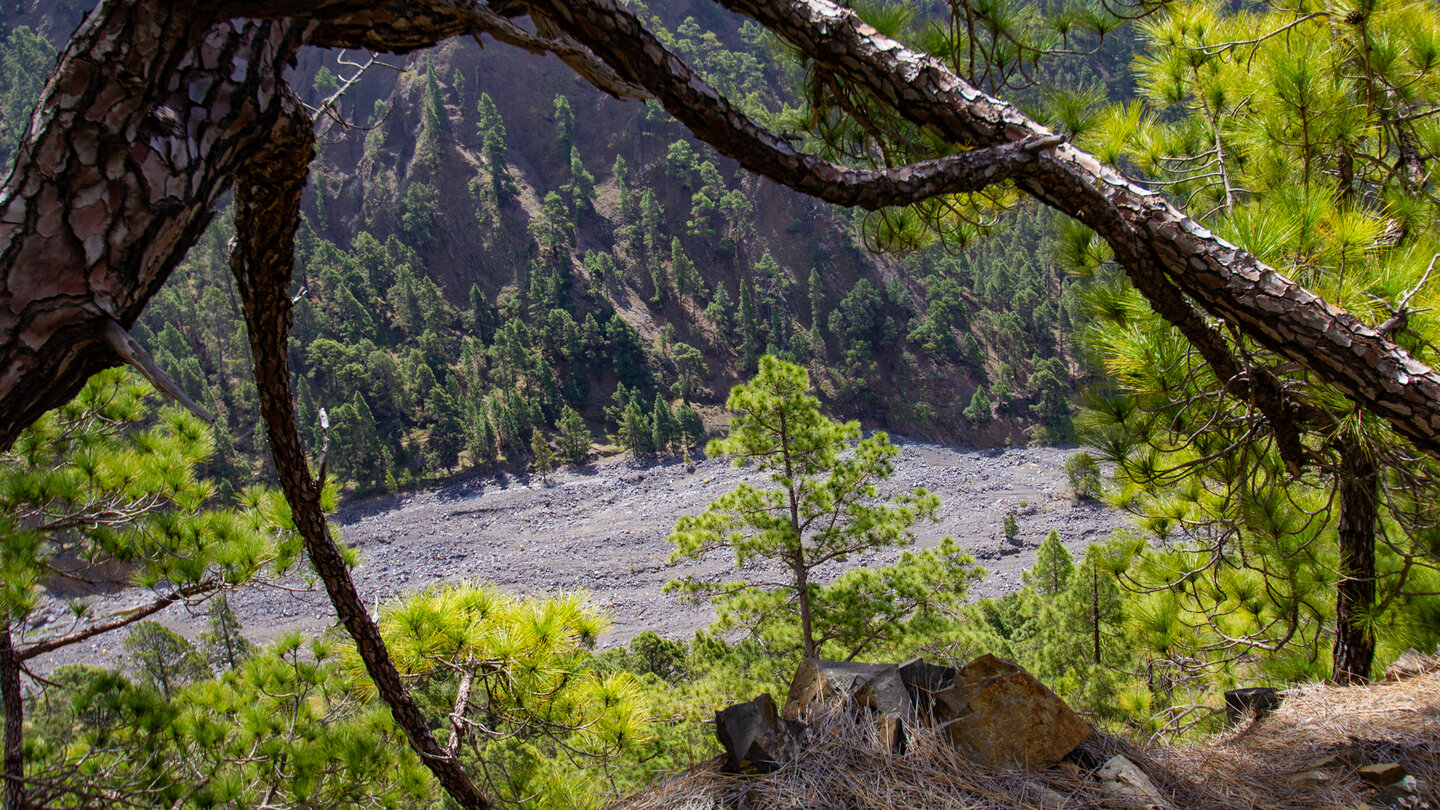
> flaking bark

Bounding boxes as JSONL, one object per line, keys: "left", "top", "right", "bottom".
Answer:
{"left": 1, "top": 0, "right": 1438, "bottom": 461}
{"left": 0, "top": 3, "right": 305, "bottom": 448}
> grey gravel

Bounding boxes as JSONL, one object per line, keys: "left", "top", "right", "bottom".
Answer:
{"left": 34, "top": 439, "right": 1131, "bottom": 672}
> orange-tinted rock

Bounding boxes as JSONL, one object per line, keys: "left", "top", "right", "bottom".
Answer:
{"left": 933, "top": 654, "right": 1092, "bottom": 769}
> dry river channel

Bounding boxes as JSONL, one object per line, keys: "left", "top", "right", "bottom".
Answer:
{"left": 35, "top": 439, "right": 1132, "bottom": 671}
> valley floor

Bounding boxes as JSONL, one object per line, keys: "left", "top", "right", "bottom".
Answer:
{"left": 35, "top": 439, "right": 1130, "bottom": 671}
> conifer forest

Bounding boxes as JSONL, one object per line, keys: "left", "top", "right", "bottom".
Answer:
{"left": 0, "top": 0, "right": 1437, "bottom": 807}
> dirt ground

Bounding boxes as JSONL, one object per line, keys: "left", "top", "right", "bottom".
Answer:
{"left": 31, "top": 439, "right": 1130, "bottom": 672}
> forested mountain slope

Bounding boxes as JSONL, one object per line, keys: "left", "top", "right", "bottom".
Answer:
{"left": 0, "top": 0, "right": 1084, "bottom": 495}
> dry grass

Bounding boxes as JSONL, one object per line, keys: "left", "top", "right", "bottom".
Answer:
{"left": 1148, "top": 669, "right": 1440, "bottom": 809}
{"left": 613, "top": 670, "right": 1440, "bottom": 810}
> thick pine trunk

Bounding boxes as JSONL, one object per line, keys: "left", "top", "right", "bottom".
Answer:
{"left": 227, "top": 92, "right": 490, "bottom": 810}
{"left": 0, "top": 3, "right": 304, "bottom": 449}
{"left": 0, "top": 626, "right": 24, "bottom": 810}
{"left": 1334, "top": 439, "right": 1378, "bottom": 685}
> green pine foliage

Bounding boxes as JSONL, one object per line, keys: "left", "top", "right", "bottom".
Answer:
{"left": 0, "top": 368, "right": 304, "bottom": 646}
{"left": 377, "top": 583, "right": 651, "bottom": 806}
{"left": 26, "top": 635, "right": 431, "bottom": 809}
{"left": 1025, "top": 531, "right": 1074, "bottom": 597}
{"left": 667, "top": 357, "right": 982, "bottom": 659}
{"left": 530, "top": 427, "right": 556, "bottom": 481}
{"left": 1064, "top": 452, "right": 1101, "bottom": 500}
{"left": 200, "top": 595, "right": 256, "bottom": 672}
{"left": 963, "top": 385, "right": 993, "bottom": 425}
{"left": 556, "top": 405, "right": 592, "bottom": 465}
{"left": 1071, "top": 0, "right": 1440, "bottom": 686}
{"left": 124, "top": 622, "right": 212, "bottom": 700}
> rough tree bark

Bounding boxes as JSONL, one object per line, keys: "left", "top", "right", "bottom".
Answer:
{"left": 0, "top": 4, "right": 308, "bottom": 448}
{"left": 0, "top": 627, "right": 22, "bottom": 810}
{"left": 226, "top": 88, "right": 491, "bottom": 810}
{"left": 1334, "top": 438, "right": 1378, "bottom": 685}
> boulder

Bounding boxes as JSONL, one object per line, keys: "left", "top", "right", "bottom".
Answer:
{"left": 852, "top": 663, "right": 912, "bottom": 717}
{"left": 932, "top": 654, "right": 1092, "bottom": 769}
{"left": 898, "top": 657, "right": 958, "bottom": 721}
{"left": 784, "top": 658, "right": 920, "bottom": 752}
{"left": 1096, "top": 754, "right": 1171, "bottom": 809}
{"left": 1358, "top": 763, "right": 1408, "bottom": 788}
{"left": 1374, "top": 775, "right": 1424, "bottom": 808}
{"left": 783, "top": 658, "right": 916, "bottom": 720}
{"left": 714, "top": 693, "right": 804, "bottom": 773}
{"left": 1223, "top": 687, "right": 1283, "bottom": 726}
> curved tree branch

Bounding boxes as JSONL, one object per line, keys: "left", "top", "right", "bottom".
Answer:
{"left": 17, "top": 578, "right": 221, "bottom": 662}
{"left": 227, "top": 85, "right": 491, "bottom": 809}
{"left": 524, "top": 0, "right": 1440, "bottom": 457}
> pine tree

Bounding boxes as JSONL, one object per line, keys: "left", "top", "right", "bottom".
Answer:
{"left": 1064, "top": 452, "right": 1100, "bottom": 500}
{"left": 619, "top": 400, "right": 654, "bottom": 457}
{"left": 532, "top": 191, "right": 573, "bottom": 272}
{"left": 668, "top": 357, "right": 981, "bottom": 658}
{"left": 552, "top": 94, "right": 574, "bottom": 156}
{"left": 124, "top": 621, "right": 211, "bottom": 699}
{"left": 530, "top": 427, "right": 556, "bottom": 481}
{"left": 425, "top": 387, "right": 464, "bottom": 472}
{"left": 704, "top": 284, "right": 732, "bottom": 341}
{"left": 648, "top": 253, "right": 670, "bottom": 305}
{"left": 417, "top": 58, "right": 449, "bottom": 167}
{"left": 670, "top": 342, "right": 708, "bottom": 402}
{"left": 990, "top": 372, "right": 1012, "bottom": 416}
{"left": 651, "top": 394, "right": 677, "bottom": 454}
{"left": 450, "top": 67, "right": 466, "bottom": 109}
{"left": 964, "top": 386, "right": 992, "bottom": 425}
{"left": 473, "top": 401, "right": 498, "bottom": 464}
{"left": 556, "top": 405, "right": 591, "bottom": 464}
{"left": 1025, "top": 531, "right": 1074, "bottom": 597}
{"left": 807, "top": 267, "right": 825, "bottom": 332}
{"left": 961, "top": 333, "right": 983, "bottom": 368}
{"left": 671, "top": 237, "right": 701, "bottom": 297}
{"left": 639, "top": 190, "right": 663, "bottom": 255}
{"left": 200, "top": 595, "right": 255, "bottom": 672}
{"left": 489, "top": 395, "right": 520, "bottom": 457}
{"left": 1002, "top": 512, "right": 1020, "bottom": 543}
{"left": 477, "top": 92, "right": 513, "bottom": 197}
{"left": 468, "top": 283, "right": 496, "bottom": 342}
{"left": 613, "top": 155, "right": 635, "bottom": 224}
{"left": 737, "top": 284, "right": 760, "bottom": 372}
{"left": 675, "top": 402, "right": 703, "bottom": 450}
{"left": 562, "top": 146, "right": 595, "bottom": 217}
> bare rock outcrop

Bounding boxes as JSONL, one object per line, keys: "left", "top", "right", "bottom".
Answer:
{"left": 717, "top": 654, "right": 1092, "bottom": 772}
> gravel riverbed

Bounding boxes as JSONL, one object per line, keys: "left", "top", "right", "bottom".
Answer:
{"left": 34, "top": 439, "right": 1131, "bottom": 672}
